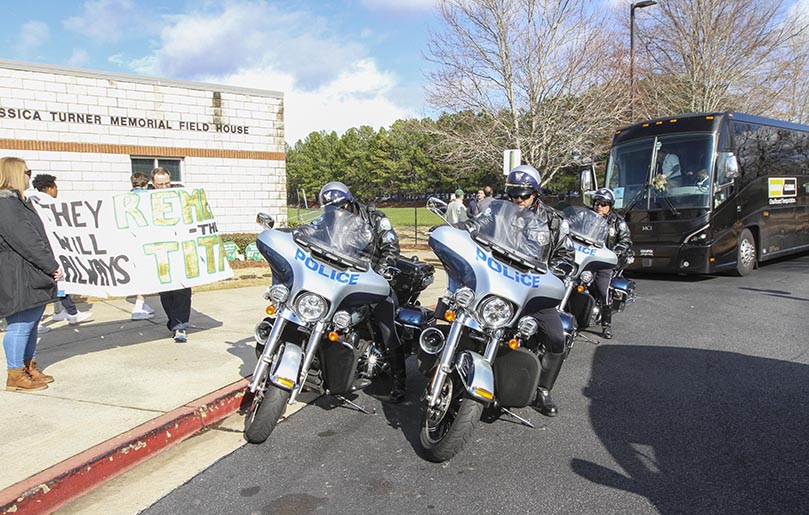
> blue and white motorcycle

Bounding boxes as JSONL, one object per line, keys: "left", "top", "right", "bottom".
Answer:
{"left": 559, "top": 205, "right": 636, "bottom": 335}
{"left": 417, "top": 199, "right": 571, "bottom": 462}
{"left": 245, "top": 206, "right": 402, "bottom": 444}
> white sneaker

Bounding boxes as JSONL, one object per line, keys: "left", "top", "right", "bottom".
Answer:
{"left": 131, "top": 311, "right": 155, "bottom": 320}
{"left": 52, "top": 310, "right": 70, "bottom": 322}
{"left": 37, "top": 324, "right": 52, "bottom": 333}
{"left": 68, "top": 311, "right": 93, "bottom": 325}
{"left": 142, "top": 303, "right": 155, "bottom": 314}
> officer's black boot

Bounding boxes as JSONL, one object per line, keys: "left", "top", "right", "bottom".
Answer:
{"left": 389, "top": 346, "right": 407, "bottom": 404}
{"left": 534, "top": 352, "right": 565, "bottom": 417}
{"left": 601, "top": 305, "right": 613, "bottom": 339}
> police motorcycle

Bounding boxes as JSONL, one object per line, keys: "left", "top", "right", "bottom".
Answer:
{"left": 416, "top": 198, "right": 570, "bottom": 462}
{"left": 559, "top": 205, "right": 636, "bottom": 336}
{"left": 245, "top": 206, "right": 431, "bottom": 444}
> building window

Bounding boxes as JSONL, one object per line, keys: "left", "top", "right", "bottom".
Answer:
{"left": 131, "top": 157, "right": 183, "bottom": 185}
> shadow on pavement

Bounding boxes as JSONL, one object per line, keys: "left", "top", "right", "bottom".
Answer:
{"left": 572, "top": 344, "right": 809, "bottom": 514}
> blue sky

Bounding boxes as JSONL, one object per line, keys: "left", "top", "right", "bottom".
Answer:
{"left": 3, "top": 0, "right": 808, "bottom": 145}
{"left": 1, "top": 0, "right": 440, "bottom": 145}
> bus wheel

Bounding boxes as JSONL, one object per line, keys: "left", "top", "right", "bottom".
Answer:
{"left": 735, "top": 229, "right": 756, "bottom": 276}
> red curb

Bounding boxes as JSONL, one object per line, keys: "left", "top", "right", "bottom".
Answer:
{"left": 0, "top": 379, "right": 250, "bottom": 515}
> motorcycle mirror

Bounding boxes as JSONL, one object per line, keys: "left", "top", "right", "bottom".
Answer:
{"left": 426, "top": 197, "right": 449, "bottom": 223}
{"left": 256, "top": 212, "right": 275, "bottom": 230}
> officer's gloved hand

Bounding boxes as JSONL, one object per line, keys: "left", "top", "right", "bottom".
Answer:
{"left": 551, "top": 261, "right": 575, "bottom": 280}
{"left": 376, "top": 264, "right": 400, "bottom": 282}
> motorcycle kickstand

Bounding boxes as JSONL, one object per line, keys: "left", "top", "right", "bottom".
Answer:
{"left": 577, "top": 332, "right": 600, "bottom": 345}
{"left": 500, "top": 407, "right": 535, "bottom": 428}
{"left": 334, "top": 394, "right": 376, "bottom": 415}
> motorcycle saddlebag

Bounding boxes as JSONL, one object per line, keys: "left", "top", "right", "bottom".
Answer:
{"left": 392, "top": 256, "right": 435, "bottom": 304}
{"left": 493, "top": 347, "right": 541, "bottom": 408}
{"left": 318, "top": 342, "right": 359, "bottom": 395}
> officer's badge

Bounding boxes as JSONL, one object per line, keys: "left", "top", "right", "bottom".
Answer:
{"left": 379, "top": 218, "right": 392, "bottom": 231}
{"left": 538, "top": 232, "right": 550, "bottom": 245}
{"left": 609, "top": 227, "right": 616, "bottom": 236}
{"left": 560, "top": 220, "right": 570, "bottom": 235}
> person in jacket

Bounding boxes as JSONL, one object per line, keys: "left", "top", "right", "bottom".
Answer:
{"left": 590, "top": 188, "right": 632, "bottom": 339}
{"left": 446, "top": 189, "right": 468, "bottom": 224}
{"left": 318, "top": 181, "right": 407, "bottom": 403}
{"left": 457, "top": 165, "right": 574, "bottom": 417}
{"left": 0, "top": 157, "right": 63, "bottom": 391}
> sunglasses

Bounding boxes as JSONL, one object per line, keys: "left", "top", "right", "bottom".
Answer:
{"left": 24, "top": 169, "right": 32, "bottom": 177}
{"left": 594, "top": 201, "right": 611, "bottom": 207}
{"left": 509, "top": 193, "right": 533, "bottom": 201}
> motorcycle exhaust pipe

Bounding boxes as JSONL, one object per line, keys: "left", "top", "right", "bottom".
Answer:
{"left": 419, "top": 327, "right": 446, "bottom": 355}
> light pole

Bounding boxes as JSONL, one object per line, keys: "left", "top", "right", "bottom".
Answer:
{"left": 630, "top": 0, "right": 657, "bottom": 120}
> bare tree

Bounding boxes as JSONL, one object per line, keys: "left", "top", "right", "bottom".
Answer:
{"left": 632, "top": 0, "right": 807, "bottom": 118}
{"left": 425, "top": 0, "right": 627, "bottom": 186}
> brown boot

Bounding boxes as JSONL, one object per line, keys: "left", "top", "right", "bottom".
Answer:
{"left": 6, "top": 368, "right": 48, "bottom": 392}
{"left": 25, "top": 359, "right": 54, "bottom": 383}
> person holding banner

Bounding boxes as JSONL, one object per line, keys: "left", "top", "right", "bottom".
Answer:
{"left": 129, "top": 172, "right": 156, "bottom": 321}
{"left": 152, "top": 167, "right": 192, "bottom": 343}
{"left": 29, "top": 173, "right": 94, "bottom": 326}
{"left": 0, "top": 157, "right": 63, "bottom": 391}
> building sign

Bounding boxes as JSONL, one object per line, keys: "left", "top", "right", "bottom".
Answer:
{"left": 32, "top": 188, "right": 233, "bottom": 297}
{"left": 768, "top": 177, "right": 797, "bottom": 205}
{"left": 0, "top": 107, "right": 249, "bottom": 134}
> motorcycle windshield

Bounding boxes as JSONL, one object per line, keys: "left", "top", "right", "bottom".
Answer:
{"left": 293, "top": 205, "right": 375, "bottom": 269}
{"left": 563, "top": 206, "right": 609, "bottom": 247}
{"left": 471, "top": 200, "right": 551, "bottom": 269}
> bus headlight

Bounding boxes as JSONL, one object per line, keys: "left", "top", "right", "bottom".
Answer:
{"left": 478, "top": 296, "right": 513, "bottom": 328}
{"left": 684, "top": 224, "right": 710, "bottom": 245}
{"left": 295, "top": 292, "right": 328, "bottom": 322}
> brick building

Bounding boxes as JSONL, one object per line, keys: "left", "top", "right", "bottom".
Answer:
{"left": 0, "top": 58, "right": 286, "bottom": 232}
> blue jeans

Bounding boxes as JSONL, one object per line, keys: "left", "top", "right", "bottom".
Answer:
{"left": 3, "top": 305, "right": 46, "bottom": 369}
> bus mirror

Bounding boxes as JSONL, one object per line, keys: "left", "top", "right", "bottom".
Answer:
{"left": 580, "top": 166, "right": 597, "bottom": 194}
{"left": 716, "top": 152, "right": 740, "bottom": 184}
{"left": 724, "top": 155, "right": 739, "bottom": 180}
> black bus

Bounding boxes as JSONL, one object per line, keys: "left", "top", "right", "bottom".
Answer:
{"left": 581, "top": 111, "right": 809, "bottom": 275}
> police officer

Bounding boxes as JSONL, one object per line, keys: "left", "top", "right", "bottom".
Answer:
{"left": 590, "top": 188, "right": 632, "bottom": 339}
{"left": 500, "top": 165, "right": 575, "bottom": 416}
{"left": 318, "top": 182, "right": 408, "bottom": 403}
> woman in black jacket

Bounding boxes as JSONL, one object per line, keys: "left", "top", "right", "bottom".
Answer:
{"left": 0, "top": 157, "right": 63, "bottom": 391}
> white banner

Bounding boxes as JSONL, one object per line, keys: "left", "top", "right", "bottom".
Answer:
{"left": 32, "top": 188, "right": 233, "bottom": 297}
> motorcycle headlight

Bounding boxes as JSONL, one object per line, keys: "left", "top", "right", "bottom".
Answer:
{"left": 580, "top": 271, "right": 594, "bottom": 284}
{"left": 295, "top": 292, "right": 328, "bottom": 322}
{"left": 453, "top": 287, "right": 475, "bottom": 308}
{"left": 477, "top": 296, "right": 514, "bottom": 329}
{"left": 269, "top": 285, "right": 290, "bottom": 303}
{"left": 517, "top": 316, "right": 538, "bottom": 337}
{"left": 332, "top": 310, "right": 351, "bottom": 330}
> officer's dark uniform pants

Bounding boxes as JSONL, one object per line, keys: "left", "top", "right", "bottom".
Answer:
{"left": 593, "top": 268, "right": 612, "bottom": 326}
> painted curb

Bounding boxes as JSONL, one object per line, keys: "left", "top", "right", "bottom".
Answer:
{"left": 0, "top": 379, "right": 250, "bottom": 515}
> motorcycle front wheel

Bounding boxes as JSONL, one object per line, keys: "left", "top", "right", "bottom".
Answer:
{"left": 419, "top": 372, "right": 484, "bottom": 463}
{"left": 244, "top": 378, "right": 290, "bottom": 444}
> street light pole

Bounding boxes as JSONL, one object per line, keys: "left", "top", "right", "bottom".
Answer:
{"left": 630, "top": 0, "right": 657, "bottom": 120}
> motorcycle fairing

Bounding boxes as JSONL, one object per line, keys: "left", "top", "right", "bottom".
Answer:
{"left": 270, "top": 342, "right": 304, "bottom": 391}
{"left": 430, "top": 226, "right": 566, "bottom": 326}
{"left": 257, "top": 228, "right": 391, "bottom": 320}
{"left": 455, "top": 350, "right": 495, "bottom": 403}
{"left": 492, "top": 347, "right": 541, "bottom": 408}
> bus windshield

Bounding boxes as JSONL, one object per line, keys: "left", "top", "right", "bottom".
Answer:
{"left": 605, "top": 133, "right": 715, "bottom": 211}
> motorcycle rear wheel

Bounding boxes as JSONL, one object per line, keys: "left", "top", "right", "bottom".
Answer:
{"left": 419, "top": 373, "right": 484, "bottom": 463}
{"left": 244, "top": 380, "right": 290, "bottom": 444}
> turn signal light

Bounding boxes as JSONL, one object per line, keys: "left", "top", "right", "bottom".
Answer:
{"left": 508, "top": 338, "right": 520, "bottom": 350}
{"left": 576, "top": 285, "right": 586, "bottom": 293}
{"left": 473, "top": 387, "right": 494, "bottom": 401}
{"left": 444, "top": 310, "right": 456, "bottom": 322}
{"left": 265, "top": 305, "right": 276, "bottom": 316}
{"left": 328, "top": 331, "right": 339, "bottom": 342}
{"left": 275, "top": 377, "right": 294, "bottom": 389}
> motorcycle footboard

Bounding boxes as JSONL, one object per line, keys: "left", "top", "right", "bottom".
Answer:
{"left": 319, "top": 342, "right": 359, "bottom": 395}
{"left": 493, "top": 347, "right": 541, "bottom": 408}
